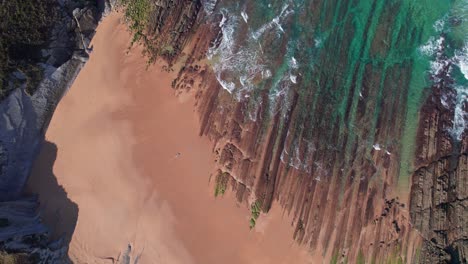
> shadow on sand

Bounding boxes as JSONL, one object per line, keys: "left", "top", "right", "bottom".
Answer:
{"left": 26, "top": 141, "right": 79, "bottom": 261}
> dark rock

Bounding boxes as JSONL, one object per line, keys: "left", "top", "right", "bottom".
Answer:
{"left": 0, "top": 0, "right": 105, "bottom": 262}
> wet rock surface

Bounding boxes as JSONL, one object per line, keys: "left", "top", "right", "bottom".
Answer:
{"left": 410, "top": 58, "right": 468, "bottom": 263}
{"left": 147, "top": 1, "right": 467, "bottom": 263}
{"left": 0, "top": 0, "right": 465, "bottom": 263}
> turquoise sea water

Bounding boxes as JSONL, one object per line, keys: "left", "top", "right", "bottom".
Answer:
{"left": 204, "top": 0, "right": 467, "bottom": 187}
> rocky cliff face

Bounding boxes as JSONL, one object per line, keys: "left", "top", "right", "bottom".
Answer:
{"left": 0, "top": 1, "right": 105, "bottom": 262}
{"left": 1, "top": 0, "right": 465, "bottom": 263}
{"left": 409, "top": 35, "right": 468, "bottom": 263}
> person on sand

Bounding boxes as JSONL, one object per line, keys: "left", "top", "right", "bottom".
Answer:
{"left": 175, "top": 152, "right": 181, "bottom": 158}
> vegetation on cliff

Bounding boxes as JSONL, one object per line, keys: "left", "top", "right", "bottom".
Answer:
{"left": 214, "top": 171, "right": 230, "bottom": 197}
{"left": 0, "top": 0, "right": 59, "bottom": 99}
{"left": 0, "top": 1, "right": 102, "bottom": 263}
{"left": 249, "top": 201, "right": 261, "bottom": 229}
{"left": 0, "top": 252, "right": 32, "bottom": 264}
{"left": 119, "top": 0, "right": 159, "bottom": 64}
{"left": 119, "top": 0, "right": 152, "bottom": 44}
{"left": 119, "top": 0, "right": 201, "bottom": 65}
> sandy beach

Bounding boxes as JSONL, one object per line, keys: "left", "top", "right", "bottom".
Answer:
{"left": 27, "top": 13, "right": 314, "bottom": 264}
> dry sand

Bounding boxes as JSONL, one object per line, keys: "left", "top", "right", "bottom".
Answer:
{"left": 28, "top": 13, "right": 315, "bottom": 264}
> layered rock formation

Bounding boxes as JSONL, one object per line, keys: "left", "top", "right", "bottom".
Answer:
{"left": 138, "top": 0, "right": 467, "bottom": 263}
{"left": 0, "top": 0, "right": 465, "bottom": 263}
{"left": 409, "top": 34, "right": 468, "bottom": 263}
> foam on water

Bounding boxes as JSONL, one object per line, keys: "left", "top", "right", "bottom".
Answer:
{"left": 207, "top": 0, "right": 466, "bottom": 177}
{"left": 251, "top": 5, "right": 293, "bottom": 40}
{"left": 241, "top": 10, "right": 248, "bottom": 23}
{"left": 453, "top": 42, "right": 468, "bottom": 140}
{"left": 290, "top": 57, "right": 298, "bottom": 68}
{"left": 419, "top": 36, "right": 444, "bottom": 57}
{"left": 453, "top": 85, "right": 467, "bottom": 140}
{"left": 201, "top": 0, "right": 217, "bottom": 14}
{"left": 433, "top": 15, "right": 447, "bottom": 32}
{"left": 418, "top": 5, "right": 468, "bottom": 140}
{"left": 456, "top": 44, "right": 468, "bottom": 80}
{"left": 290, "top": 75, "right": 297, "bottom": 84}
{"left": 208, "top": 4, "right": 298, "bottom": 118}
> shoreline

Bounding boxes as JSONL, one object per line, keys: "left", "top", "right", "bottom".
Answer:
{"left": 28, "top": 12, "right": 314, "bottom": 264}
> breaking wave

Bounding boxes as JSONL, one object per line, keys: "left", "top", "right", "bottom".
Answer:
{"left": 201, "top": 0, "right": 217, "bottom": 14}
{"left": 207, "top": 4, "right": 299, "bottom": 118}
{"left": 419, "top": 2, "right": 468, "bottom": 140}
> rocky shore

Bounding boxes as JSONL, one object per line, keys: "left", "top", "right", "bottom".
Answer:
{"left": 0, "top": 0, "right": 465, "bottom": 263}
{"left": 138, "top": 1, "right": 467, "bottom": 263}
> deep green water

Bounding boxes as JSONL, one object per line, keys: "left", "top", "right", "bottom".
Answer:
{"left": 206, "top": 0, "right": 467, "bottom": 188}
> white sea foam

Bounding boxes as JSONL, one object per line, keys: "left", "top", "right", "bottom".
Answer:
{"left": 420, "top": 35, "right": 449, "bottom": 84}
{"left": 216, "top": 77, "right": 235, "bottom": 94}
{"left": 452, "top": 85, "right": 467, "bottom": 140}
{"left": 419, "top": 36, "right": 444, "bottom": 57}
{"left": 290, "top": 57, "right": 299, "bottom": 69}
{"left": 202, "top": 0, "right": 217, "bottom": 14}
{"left": 314, "top": 37, "right": 323, "bottom": 48}
{"left": 241, "top": 11, "right": 248, "bottom": 23}
{"left": 209, "top": 9, "right": 261, "bottom": 97}
{"left": 208, "top": 5, "right": 297, "bottom": 120}
{"left": 290, "top": 74, "right": 297, "bottom": 84}
{"left": 262, "top": 69, "right": 272, "bottom": 79}
{"left": 252, "top": 4, "right": 293, "bottom": 40}
{"left": 218, "top": 12, "right": 227, "bottom": 27}
{"left": 421, "top": 14, "right": 468, "bottom": 140}
{"left": 441, "top": 93, "right": 451, "bottom": 108}
{"left": 450, "top": 41, "right": 468, "bottom": 139}
{"left": 456, "top": 43, "right": 468, "bottom": 80}
{"left": 430, "top": 60, "right": 450, "bottom": 78}
{"left": 433, "top": 17, "right": 446, "bottom": 32}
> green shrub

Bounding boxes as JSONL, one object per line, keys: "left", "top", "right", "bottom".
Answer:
{"left": 214, "top": 172, "right": 230, "bottom": 197}
{"left": 0, "top": 0, "right": 59, "bottom": 99}
{"left": 357, "top": 250, "right": 365, "bottom": 264}
{"left": 0, "top": 252, "right": 31, "bottom": 264}
{"left": 249, "top": 200, "right": 262, "bottom": 229}
{"left": 120, "top": 0, "right": 152, "bottom": 45}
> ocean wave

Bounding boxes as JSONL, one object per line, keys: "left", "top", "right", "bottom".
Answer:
{"left": 420, "top": 8, "right": 468, "bottom": 140}
{"left": 452, "top": 42, "right": 468, "bottom": 140}
{"left": 290, "top": 57, "right": 299, "bottom": 69}
{"left": 450, "top": 0, "right": 468, "bottom": 139}
{"left": 208, "top": 4, "right": 299, "bottom": 120}
{"left": 201, "top": 0, "right": 217, "bottom": 14}
{"left": 455, "top": 43, "right": 468, "bottom": 80}
{"left": 419, "top": 36, "right": 444, "bottom": 57}
{"left": 452, "top": 85, "right": 467, "bottom": 140}
{"left": 241, "top": 10, "right": 248, "bottom": 23}
{"left": 252, "top": 4, "right": 293, "bottom": 40}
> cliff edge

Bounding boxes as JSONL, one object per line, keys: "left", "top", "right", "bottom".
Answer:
{"left": 0, "top": 1, "right": 108, "bottom": 262}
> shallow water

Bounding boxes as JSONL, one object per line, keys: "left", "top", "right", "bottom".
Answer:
{"left": 206, "top": 0, "right": 467, "bottom": 188}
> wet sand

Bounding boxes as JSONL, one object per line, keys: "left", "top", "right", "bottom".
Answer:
{"left": 28, "top": 13, "right": 314, "bottom": 264}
